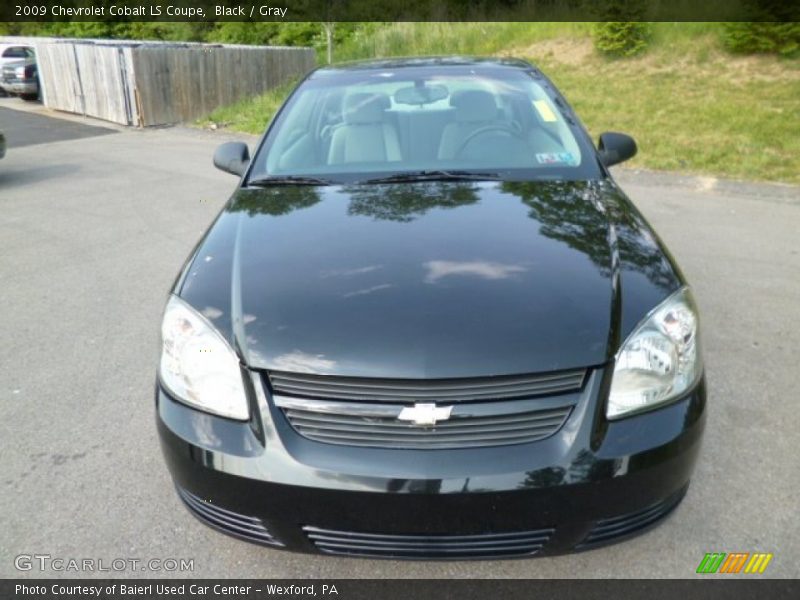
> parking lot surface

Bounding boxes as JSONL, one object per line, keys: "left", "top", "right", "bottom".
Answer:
{"left": 0, "top": 105, "right": 116, "bottom": 148}
{"left": 1, "top": 105, "right": 798, "bottom": 578}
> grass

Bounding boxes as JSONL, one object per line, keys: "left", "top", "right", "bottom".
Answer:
{"left": 523, "top": 30, "right": 800, "bottom": 183}
{"left": 197, "top": 77, "right": 299, "bottom": 134}
{"left": 335, "top": 22, "right": 592, "bottom": 61}
{"left": 198, "top": 23, "right": 800, "bottom": 184}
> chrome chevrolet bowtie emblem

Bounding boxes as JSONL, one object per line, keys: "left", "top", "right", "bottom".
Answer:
{"left": 397, "top": 403, "right": 453, "bottom": 426}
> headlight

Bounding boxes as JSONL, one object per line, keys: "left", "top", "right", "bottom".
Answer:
{"left": 159, "top": 295, "right": 249, "bottom": 420}
{"left": 607, "top": 287, "right": 702, "bottom": 419}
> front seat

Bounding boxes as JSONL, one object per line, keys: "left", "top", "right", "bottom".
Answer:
{"left": 328, "top": 93, "right": 402, "bottom": 164}
{"left": 437, "top": 90, "right": 501, "bottom": 160}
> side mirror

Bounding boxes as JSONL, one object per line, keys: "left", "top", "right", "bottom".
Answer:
{"left": 598, "top": 132, "right": 637, "bottom": 167}
{"left": 213, "top": 142, "right": 250, "bottom": 176}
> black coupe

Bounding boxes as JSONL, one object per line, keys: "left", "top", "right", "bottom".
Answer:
{"left": 156, "top": 57, "right": 705, "bottom": 559}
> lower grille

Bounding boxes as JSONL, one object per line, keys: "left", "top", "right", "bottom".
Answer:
{"left": 277, "top": 396, "right": 573, "bottom": 449}
{"left": 177, "top": 487, "right": 283, "bottom": 547}
{"left": 577, "top": 487, "right": 687, "bottom": 549}
{"left": 303, "top": 525, "right": 553, "bottom": 559}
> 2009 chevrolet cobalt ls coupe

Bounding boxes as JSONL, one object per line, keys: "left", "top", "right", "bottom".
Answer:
{"left": 157, "top": 57, "right": 705, "bottom": 559}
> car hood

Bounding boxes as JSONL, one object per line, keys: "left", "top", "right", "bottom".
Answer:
{"left": 177, "top": 180, "right": 682, "bottom": 379}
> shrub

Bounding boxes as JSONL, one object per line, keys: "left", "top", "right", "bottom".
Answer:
{"left": 722, "top": 22, "right": 800, "bottom": 56}
{"left": 593, "top": 22, "right": 652, "bottom": 57}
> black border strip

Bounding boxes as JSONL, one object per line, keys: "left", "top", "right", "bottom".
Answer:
{"left": 3, "top": 579, "right": 799, "bottom": 600}
{"left": 2, "top": 0, "right": 799, "bottom": 23}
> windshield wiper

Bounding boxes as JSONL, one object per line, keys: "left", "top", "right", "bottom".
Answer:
{"left": 362, "top": 170, "right": 501, "bottom": 184}
{"left": 246, "top": 175, "right": 333, "bottom": 187}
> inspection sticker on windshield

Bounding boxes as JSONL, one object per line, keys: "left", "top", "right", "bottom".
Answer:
{"left": 533, "top": 100, "right": 558, "bottom": 122}
{"left": 536, "top": 152, "right": 577, "bottom": 165}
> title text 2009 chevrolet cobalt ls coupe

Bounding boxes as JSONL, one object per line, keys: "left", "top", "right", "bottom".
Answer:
{"left": 156, "top": 58, "right": 705, "bottom": 559}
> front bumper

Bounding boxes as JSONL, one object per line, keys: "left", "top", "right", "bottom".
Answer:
{"left": 156, "top": 368, "right": 706, "bottom": 558}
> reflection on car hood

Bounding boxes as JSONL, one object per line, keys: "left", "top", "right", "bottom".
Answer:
{"left": 177, "top": 180, "right": 682, "bottom": 379}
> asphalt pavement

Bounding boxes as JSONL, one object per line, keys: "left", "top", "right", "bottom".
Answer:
{"left": 0, "top": 105, "right": 116, "bottom": 148}
{"left": 1, "top": 102, "right": 798, "bottom": 578}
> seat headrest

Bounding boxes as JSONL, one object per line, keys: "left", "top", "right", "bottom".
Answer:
{"left": 450, "top": 90, "right": 497, "bottom": 122}
{"left": 343, "top": 93, "right": 390, "bottom": 125}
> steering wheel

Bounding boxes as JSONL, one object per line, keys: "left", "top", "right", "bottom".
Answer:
{"left": 454, "top": 124, "right": 525, "bottom": 158}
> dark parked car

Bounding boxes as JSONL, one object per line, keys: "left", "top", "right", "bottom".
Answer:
{"left": 157, "top": 57, "right": 705, "bottom": 559}
{"left": 0, "top": 129, "right": 5, "bottom": 160}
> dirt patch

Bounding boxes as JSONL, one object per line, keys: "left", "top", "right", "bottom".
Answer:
{"left": 502, "top": 36, "right": 800, "bottom": 83}
{"left": 502, "top": 38, "right": 595, "bottom": 66}
{"left": 629, "top": 47, "right": 800, "bottom": 83}
{"left": 719, "top": 53, "right": 800, "bottom": 83}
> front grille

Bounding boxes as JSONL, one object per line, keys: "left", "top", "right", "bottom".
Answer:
{"left": 577, "top": 487, "right": 687, "bottom": 549}
{"left": 268, "top": 369, "right": 585, "bottom": 450}
{"left": 177, "top": 487, "right": 283, "bottom": 547}
{"left": 277, "top": 396, "right": 573, "bottom": 449}
{"left": 303, "top": 525, "right": 553, "bottom": 559}
{"left": 268, "top": 369, "right": 586, "bottom": 403}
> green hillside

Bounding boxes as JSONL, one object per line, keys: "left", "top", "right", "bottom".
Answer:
{"left": 201, "top": 23, "right": 800, "bottom": 184}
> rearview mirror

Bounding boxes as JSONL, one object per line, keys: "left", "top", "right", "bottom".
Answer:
{"left": 213, "top": 142, "right": 250, "bottom": 176}
{"left": 394, "top": 84, "right": 449, "bottom": 106}
{"left": 598, "top": 132, "right": 637, "bottom": 167}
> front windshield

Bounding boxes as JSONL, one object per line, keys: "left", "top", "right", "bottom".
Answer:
{"left": 250, "top": 64, "right": 599, "bottom": 183}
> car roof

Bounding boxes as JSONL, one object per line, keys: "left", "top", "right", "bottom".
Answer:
{"left": 1, "top": 45, "right": 33, "bottom": 56}
{"left": 313, "top": 56, "right": 537, "bottom": 74}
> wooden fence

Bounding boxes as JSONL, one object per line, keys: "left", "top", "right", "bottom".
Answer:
{"left": 0, "top": 37, "right": 315, "bottom": 127}
{"left": 131, "top": 45, "right": 314, "bottom": 126}
{"left": 35, "top": 43, "right": 138, "bottom": 124}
